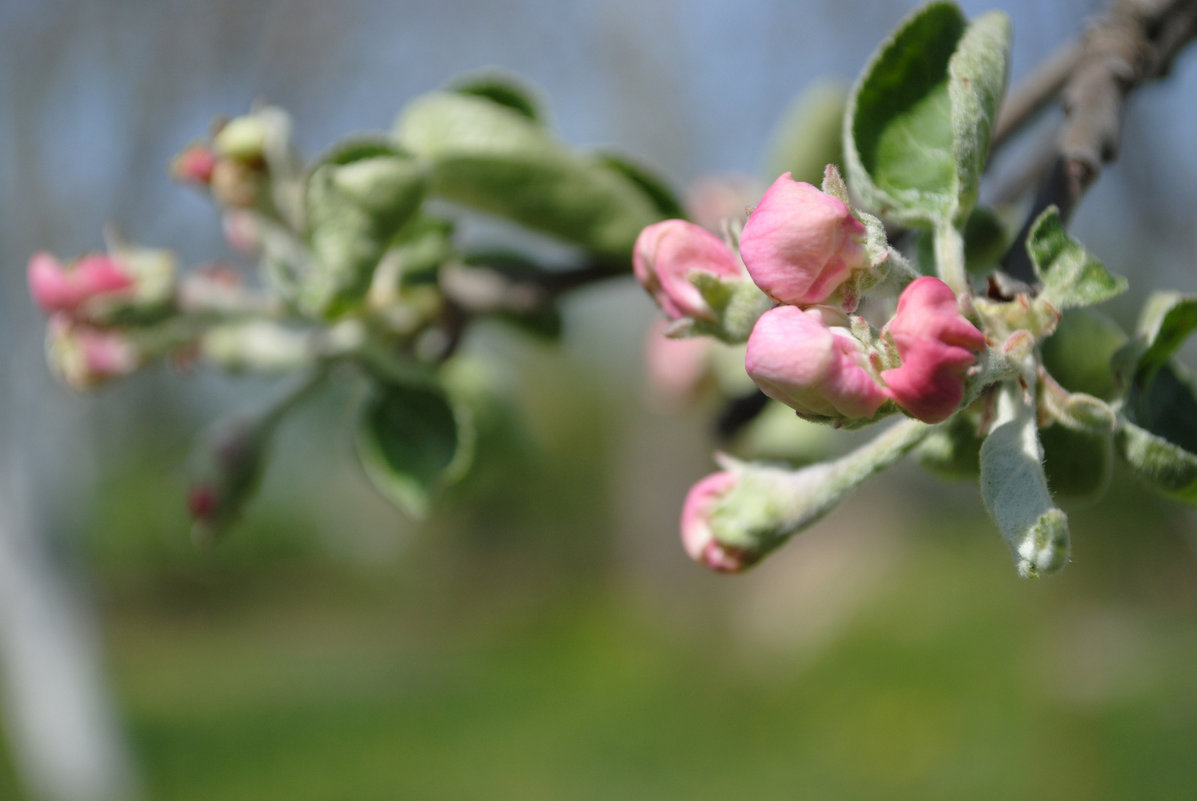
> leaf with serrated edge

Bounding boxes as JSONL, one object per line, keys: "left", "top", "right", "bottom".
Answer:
{"left": 1027, "top": 207, "right": 1126, "bottom": 310}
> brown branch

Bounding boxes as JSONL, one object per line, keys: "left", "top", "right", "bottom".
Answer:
{"left": 1001, "top": 0, "right": 1197, "bottom": 282}
{"left": 992, "top": 41, "right": 1084, "bottom": 152}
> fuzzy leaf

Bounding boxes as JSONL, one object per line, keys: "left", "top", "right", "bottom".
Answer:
{"left": 395, "top": 92, "right": 664, "bottom": 259}
{"left": 979, "top": 384, "right": 1070, "bottom": 577}
{"left": 1116, "top": 417, "right": 1197, "bottom": 503}
{"left": 1027, "top": 207, "right": 1127, "bottom": 310}
{"left": 1110, "top": 294, "right": 1197, "bottom": 502}
{"left": 305, "top": 141, "right": 427, "bottom": 316}
{"left": 1123, "top": 293, "right": 1197, "bottom": 388}
{"left": 356, "top": 380, "right": 472, "bottom": 518}
{"left": 947, "top": 11, "right": 1010, "bottom": 219}
{"left": 845, "top": 3, "right": 1009, "bottom": 227}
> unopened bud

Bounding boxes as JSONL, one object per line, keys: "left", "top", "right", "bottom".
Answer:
{"left": 187, "top": 415, "right": 271, "bottom": 542}
{"left": 171, "top": 143, "right": 218, "bottom": 185}
{"left": 680, "top": 471, "right": 756, "bottom": 573}
{"left": 27, "top": 252, "right": 134, "bottom": 314}
{"left": 881, "top": 277, "right": 987, "bottom": 423}
{"left": 745, "top": 305, "right": 886, "bottom": 421}
{"left": 633, "top": 219, "right": 745, "bottom": 322}
{"left": 738, "top": 172, "right": 869, "bottom": 308}
{"left": 45, "top": 315, "right": 140, "bottom": 390}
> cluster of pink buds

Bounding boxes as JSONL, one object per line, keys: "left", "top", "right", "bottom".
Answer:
{"left": 636, "top": 169, "right": 992, "bottom": 571}
{"left": 28, "top": 252, "right": 143, "bottom": 388}
{"left": 27, "top": 252, "right": 135, "bottom": 317}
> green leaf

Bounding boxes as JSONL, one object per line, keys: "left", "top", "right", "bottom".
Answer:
{"left": 764, "top": 81, "right": 848, "bottom": 185}
{"left": 450, "top": 72, "right": 544, "bottom": 123}
{"left": 915, "top": 413, "right": 982, "bottom": 479}
{"left": 947, "top": 11, "right": 1010, "bottom": 219}
{"left": 595, "top": 152, "right": 686, "bottom": 219}
{"left": 1040, "top": 424, "right": 1112, "bottom": 501}
{"left": 979, "top": 383, "right": 1070, "bottom": 577}
{"left": 914, "top": 204, "right": 1010, "bottom": 277}
{"left": 1026, "top": 207, "right": 1127, "bottom": 310}
{"left": 1112, "top": 294, "right": 1197, "bottom": 503}
{"left": 395, "top": 91, "right": 664, "bottom": 260}
{"left": 1116, "top": 418, "right": 1197, "bottom": 503}
{"left": 356, "top": 380, "right": 473, "bottom": 519}
{"left": 1040, "top": 308, "right": 1127, "bottom": 399}
{"left": 304, "top": 141, "right": 427, "bottom": 316}
{"left": 845, "top": 3, "right": 1010, "bottom": 227}
{"left": 1123, "top": 293, "right": 1197, "bottom": 388}
{"left": 1126, "top": 362, "right": 1197, "bottom": 455}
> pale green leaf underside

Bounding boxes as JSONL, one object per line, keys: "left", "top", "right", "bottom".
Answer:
{"left": 1117, "top": 419, "right": 1197, "bottom": 503}
{"left": 948, "top": 10, "right": 1011, "bottom": 220}
{"left": 305, "top": 144, "right": 427, "bottom": 317}
{"left": 395, "top": 92, "right": 664, "bottom": 259}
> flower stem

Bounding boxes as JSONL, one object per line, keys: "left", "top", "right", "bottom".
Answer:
{"left": 934, "top": 222, "right": 968, "bottom": 296}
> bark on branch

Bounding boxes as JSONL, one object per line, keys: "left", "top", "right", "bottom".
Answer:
{"left": 1002, "top": 0, "right": 1197, "bottom": 281}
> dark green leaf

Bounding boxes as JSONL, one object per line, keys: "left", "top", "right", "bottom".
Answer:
{"left": 305, "top": 141, "right": 427, "bottom": 316}
{"left": 1114, "top": 294, "right": 1197, "bottom": 502}
{"left": 1040, "top": 308, "right": 1127, "bottom": 399}
{"left": 394, "top": 92, "right": 664, "bottom": 260}
{"left": 1123, "top": 294, "right": 1197, "bottom": 389}
{"left": 1040, "top": 424, "right": 1111, "bottom": 501}
{"left": 1126, "top": 362, "right": 1197, "bottom": 455}
{"left": 915, "top": 413, "right": 982, "bottom": 479}
{"left": 356, "top": 380, "right": 471, "bottom": 518}
{"left": 846, "top": 3, "right": 964, "bottom": 226}
{"left": 1027, "top": 207, "right": 1126, "bottom": 310}
{"left": 845, "top": 3, "right": 1010, "bottom": 227}
{"left": 451, "top": 72, "right": 544, "bottom": 123}
{"left": 596, "top": 152, "right": 686, "bottom": 219}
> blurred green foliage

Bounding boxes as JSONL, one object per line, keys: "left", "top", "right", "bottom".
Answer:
{"left": 4, "top": 321, "right": 1194, "bottom": 801}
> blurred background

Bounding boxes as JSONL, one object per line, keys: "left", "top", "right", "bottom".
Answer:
{"left": 2, "top": 0, "right": 1197, "bottom": 799}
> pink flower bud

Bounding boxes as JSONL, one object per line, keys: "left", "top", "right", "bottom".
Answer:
{"left": 27, "top": 252, "right": 134, "bottom": 314}
{"left": 680, "top": 471, "right": 754, "bottom": 573}
{"left": 46, "top": 315, "right": 140, "bottom": 390}
{"left": 187, "top": 416, "right": 271, "bottom": 542}
{"left": 171, "top": 144, "right": 218, "bottom": 185}
{"left": 738, "top": 172, "right": 868, "bottom": 307}
{"left": 881, "top": 276, "right": 987, "bottom": 423}
{"left": 745, "top": 305, "right": 886, "bottom": 420}
{"left": 633, "top": 220, "right": 744, "bottom": 321}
